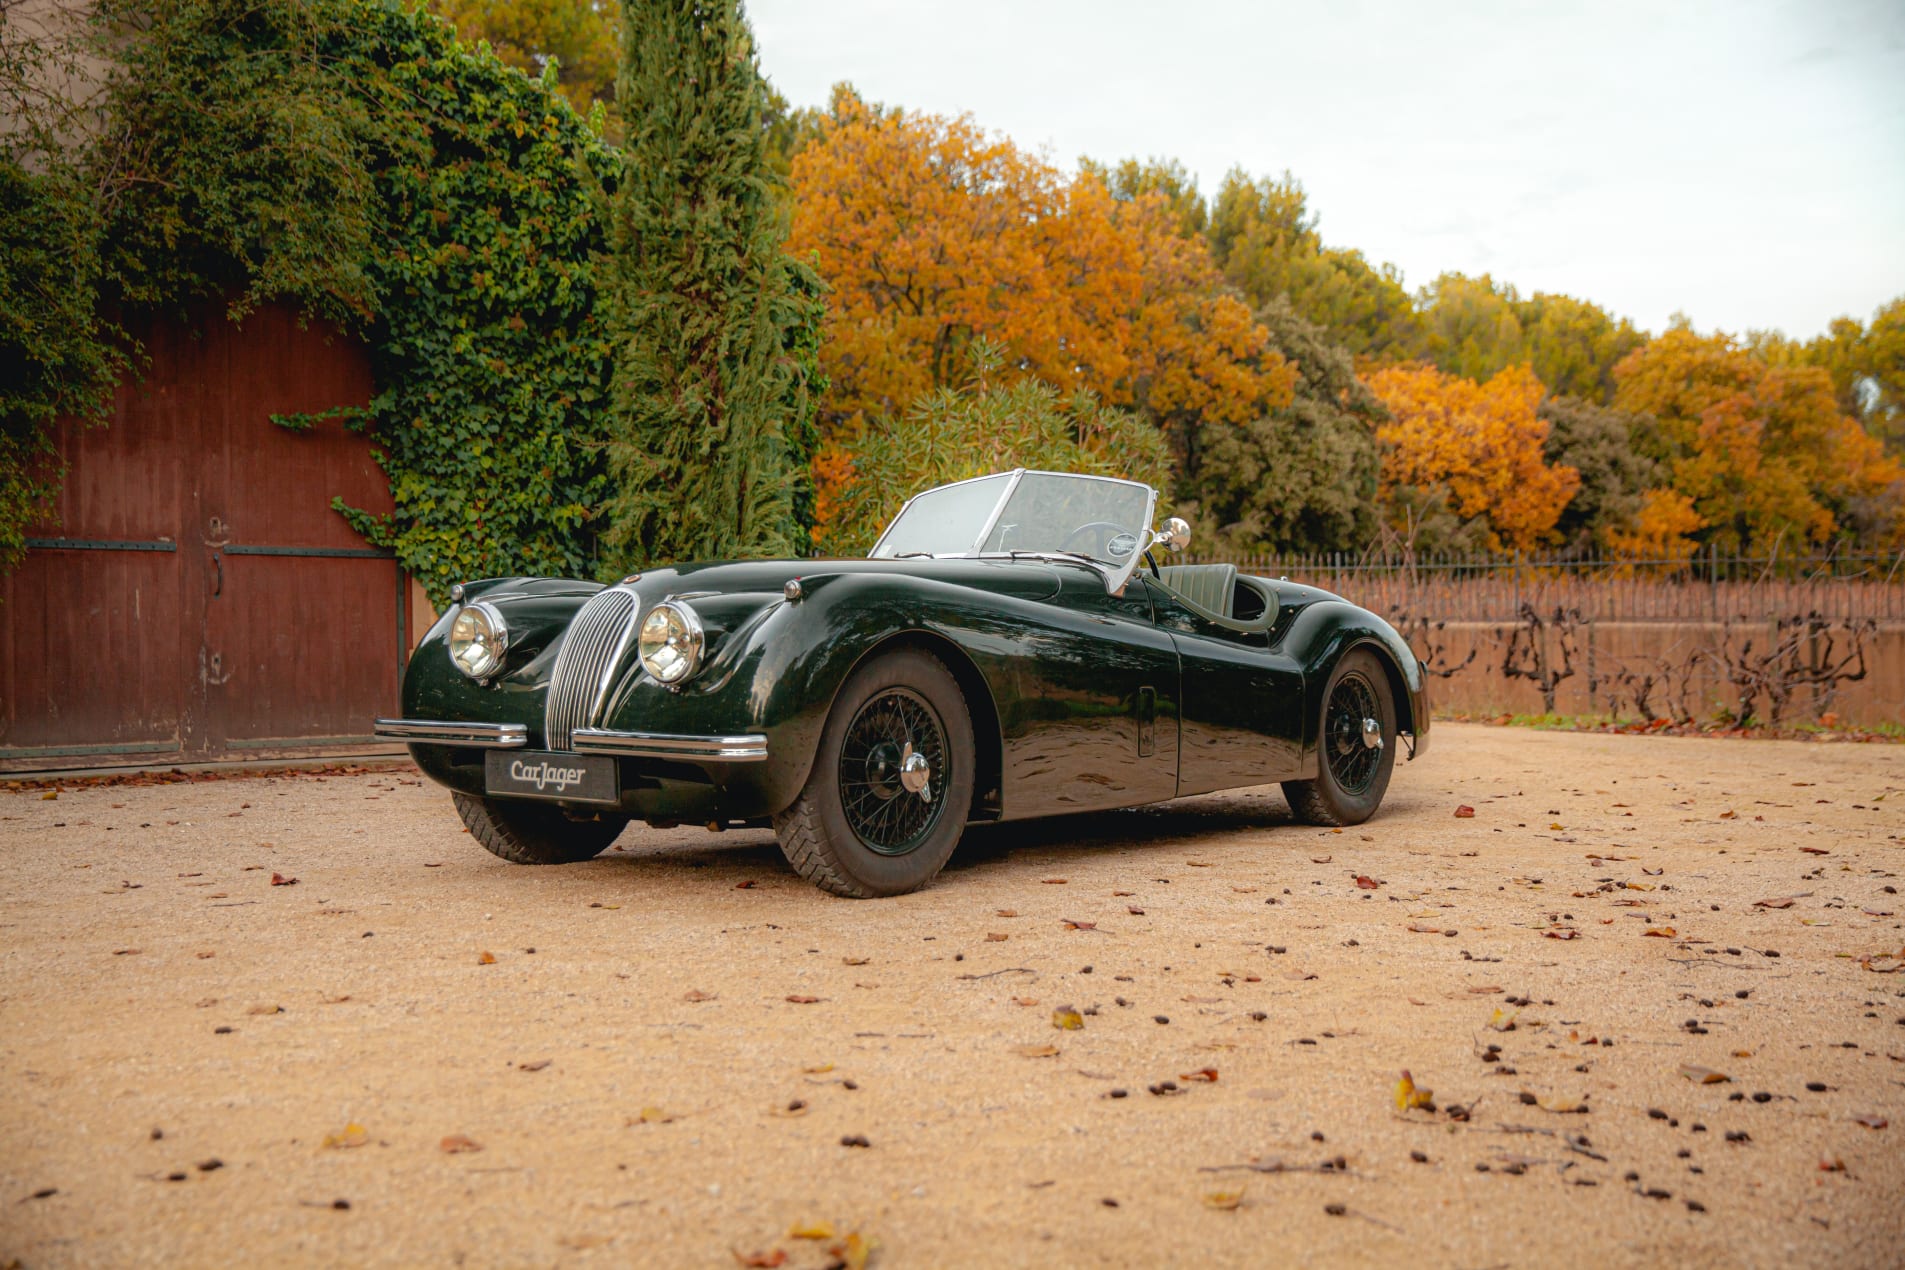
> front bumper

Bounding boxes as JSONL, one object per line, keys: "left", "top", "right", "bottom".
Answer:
{"left": 380, "top": 718, "right": 778, "bottom": 822}
{"left": 374, "top": 719, "right": 527, "bottom": 747}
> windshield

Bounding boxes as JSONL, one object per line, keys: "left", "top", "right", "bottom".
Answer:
{"left": 867, "top": 473, "right": 1012, "bottom": 558}
{"left": 870, "top": 471, "right": 1156, "bottom": 582}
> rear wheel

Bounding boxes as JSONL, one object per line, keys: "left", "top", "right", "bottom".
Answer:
{"left": 774, "top": 648, "right": 975, "bottom": 898}
{"left": 1283, "top": 648, "right": 1397, "bottom": 827}
{"left": 453, "top": 792, "right": 627, "bottom": 864}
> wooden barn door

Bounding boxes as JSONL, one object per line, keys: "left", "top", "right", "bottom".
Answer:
{"left": 0, "top": 305, "right": 404, "bottom": 767}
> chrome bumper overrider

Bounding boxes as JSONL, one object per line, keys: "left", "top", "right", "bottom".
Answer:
{"left": 373, "top": 719, "right": 528, "bottom": 747}
{"left": 572, "top": 729, "right": 769, "bottom": 762}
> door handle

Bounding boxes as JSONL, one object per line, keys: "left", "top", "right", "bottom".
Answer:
{"left": 212, "top": 551, "right": 222, "bottom": 597}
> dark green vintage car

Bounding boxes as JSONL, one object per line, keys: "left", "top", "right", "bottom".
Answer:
{"left": 377, "top": 470, "right": 1427, "bottom": 897}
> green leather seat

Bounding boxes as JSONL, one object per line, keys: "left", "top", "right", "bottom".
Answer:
{"left": 1156, "top": 563, "right": 1237, "bottom": 620}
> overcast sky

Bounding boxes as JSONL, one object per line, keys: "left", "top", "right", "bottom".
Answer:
{"left": 748, "top": 0, "right": 1904, "bottom": 341}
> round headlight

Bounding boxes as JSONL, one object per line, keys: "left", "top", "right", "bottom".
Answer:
{"left": 638, "top": 601, "right": 704, "bottom": 685}
{"left": 447, "top": 601, "right": 509, "bottom": 679}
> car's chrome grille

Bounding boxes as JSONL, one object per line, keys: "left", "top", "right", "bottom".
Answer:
{"left": 544, "top": 588, "right": 638, "bottom": 750}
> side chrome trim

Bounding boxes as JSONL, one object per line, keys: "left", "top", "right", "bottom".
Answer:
{"left": 373, "top": 719, "right": 529, "bottom": 748}
{"left": 571, "top": 729, "right": 769, "bottom": 762}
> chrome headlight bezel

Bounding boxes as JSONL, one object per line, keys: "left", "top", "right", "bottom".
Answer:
{"left": 638, "top": 601, "right": 704, "bottom": 686}
{"left": 447, "top": 600, "right": 510, "bottom": 680}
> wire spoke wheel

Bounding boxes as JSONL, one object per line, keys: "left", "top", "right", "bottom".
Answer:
{"left": 1324, "top": 671, "right": 1382, "bottom": 796}
{"left": 838, "top": 687, "right": 948, "bottom": 856}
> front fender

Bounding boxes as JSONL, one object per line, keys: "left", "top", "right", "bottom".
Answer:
{"left": 1283, "top": 601, "right": 1430, "bottom": 766}
{"left": 592, "top": 570, "right": 1012, "bottom": 817}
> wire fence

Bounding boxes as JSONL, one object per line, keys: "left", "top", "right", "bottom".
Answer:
{"left": 1184, "top": 548, "right": 1905, "bottom": 624}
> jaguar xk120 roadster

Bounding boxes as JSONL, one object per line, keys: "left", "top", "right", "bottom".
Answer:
{"left": 377, "top": 470, "right": 1427, "bottom": 896}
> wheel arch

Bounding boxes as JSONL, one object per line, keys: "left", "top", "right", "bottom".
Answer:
{"left": 1345, "top": 636, "right": 1416, "bottom": 737}
{"left": 841, "top": 630, "right": 1005, "bottom": 824}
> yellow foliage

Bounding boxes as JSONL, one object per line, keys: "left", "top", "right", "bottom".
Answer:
{"left": 788, "top": 92, "right": 1292, "bottom": 537}
{"left": 1365, "top": 362, "right": 1580, "bottom": 550}
{"left": 1613, "top": 330, "right": 1905, "bottom": 551}
{"left": 1604, "top": 487, "right": 1704, "bottom": 562}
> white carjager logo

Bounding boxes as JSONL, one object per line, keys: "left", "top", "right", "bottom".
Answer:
{"left": 510, "top": 759, "right": 587, "bottom": 792}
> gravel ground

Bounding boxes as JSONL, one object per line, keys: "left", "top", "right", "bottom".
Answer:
{"left": 2, "top": 723, "right": 1902, "bottom": 1269}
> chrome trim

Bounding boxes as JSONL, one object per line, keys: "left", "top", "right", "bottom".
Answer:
{"left": 545, "top": 587, "right": 639, "bottom": 749}
{"left": 571, "top": 729, "right": 769, "bottom": 761}
{"left": 373, "top": 719, "right": 528, "bottom": 747}
{"left": 968, "top": 467, "right": 1028, "bottom": 554}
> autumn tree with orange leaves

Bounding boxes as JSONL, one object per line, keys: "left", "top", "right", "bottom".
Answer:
{"left": 1366, "top": 363, "right": 1581, "bottom": 552}
{"left": 1611, "top": 329, "right": 1903, "bottom": 553}
{"left": 786, "top": 90, "right": 1292, "bottom": 544}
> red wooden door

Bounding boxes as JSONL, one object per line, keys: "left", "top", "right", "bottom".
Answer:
{"left": 0, "top": 305, "right": 402, "bottom": 767}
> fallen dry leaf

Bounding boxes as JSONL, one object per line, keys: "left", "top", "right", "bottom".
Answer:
{"left": 1051, "top": 1007, "right": 1083, "bottom": 1030}
{"left": 518, "top": 1059, "right": 552, "bottom": 1072}
{"left": 439, "top": 1134, "right": 482, "bottom": 1154}
{"left": 1012, "top": 996, "right": 1038, "bottom": 1006}
{"left": 1642, "top": 927, "right": 1678, "bottom": 938}
{"left": 1355, "top": 875, "right": 1381, "bottom": 889}
{"left": 476, "top": 951, "right": 497, "bottom": 965}
{"left": 789, "top": 1220, "right": 834, "bottom": 1240}
{"left": 682, "top": 988, "right": 716, "bottom": 1002}
{"left": 1040, "top": 878, "right": 1068, "bottom": 885}
{"left": 1311, "top": 855, "right": 1333, "bottom": 864}
{"left": 322, "top": 1123, "right": 368, "bottom": 1149}
{"left": 1407, "top": 923, "right": 1442, "bottom": 934}
{"left": 629, "top": 1107, "right": 678, "bottom": 1125}
{"left": 245, "top": 1004, "right": 282, "bottom": 1015}
{"left": 1545, "top": 928, "right": 1581, "bottom": 940}
{"left": 1454, "top": 805, "right": 1475, "bottom": 818}
{"left": 1127, "top": 905, "right": 1146, "bottom": 915}
{"left": 269, "top": 872, "right": 297, "bottom": 886}
{"left": 842, "top": 957, "right": 869, "bottom": 966}
{"left": 1852, "top": 1113, "right": 1888, "bottom": 1130}
{"left": 1061, "top": 919, "right": 1097, "bottom": 931}
{"left": 985, "top": 933, "right": 1009, "bottom": 942}
{"left": 1180, "top": 1067, "right": 1219, "bottom": 1082}
{"left": 834, "top": 1231, "right": 872, "bottom": 1270}
{"left": 1013, "top": 1043, "right": 1060, "bottom": 1058}
{"left": 1800, "top": 847, "right": 1830, "bottom": 855}
{"left": 1203, "top": 1189, "right": 1245, "bottom": 1210}
{"left": 1395, "top": 1070, "right": 1433, "bottom": 1111}
{"left": 733, "top": 1251, "right": 786, "bottom": 1269}
{"left": 784, "top": 995, "right": 821, "bottom": 1005}
{"left": 1679, "top": 1065, "right": 1731, "bottom": 1084}
{"left": 995, "top": 909, "right": 1018, "bottom": 917}
{"left": 1754, "top": 897, "right": 1798, "bottom": 909}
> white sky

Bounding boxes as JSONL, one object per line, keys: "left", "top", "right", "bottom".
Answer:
{"left": 748, "top": 0, "right": 1905, "bottom": 341}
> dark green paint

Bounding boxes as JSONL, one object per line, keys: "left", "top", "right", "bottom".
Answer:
{"left": 400, "top": 555, "right": 1429, "bottom": 826}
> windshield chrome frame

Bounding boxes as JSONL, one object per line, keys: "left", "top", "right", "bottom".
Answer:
{"left": 868, "top": 469, "right": 1156, "bottom": 595}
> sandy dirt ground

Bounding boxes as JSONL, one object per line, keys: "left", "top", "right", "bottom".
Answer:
{"left": 2, "top": 723, "right": 1902, "bottom": 1269}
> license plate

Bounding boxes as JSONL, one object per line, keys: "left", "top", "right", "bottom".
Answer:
{"left": 485, "top": 750, "right": 619, "bottom": 805}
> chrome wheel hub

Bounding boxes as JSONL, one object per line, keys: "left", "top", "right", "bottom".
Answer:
{"left": 1361, "top": 717, "right": 1383, "bottom": 750}
{"left": 899, "top": 742, "right": 933, "bottom": 802}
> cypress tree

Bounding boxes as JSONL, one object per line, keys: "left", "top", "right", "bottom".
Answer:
{"left": 601, "top": 0, "right": 811, "bottom": 568}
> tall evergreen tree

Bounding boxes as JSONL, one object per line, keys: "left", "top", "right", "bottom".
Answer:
{"left": 601, "top": 0, "right": 811, "bottom": 568}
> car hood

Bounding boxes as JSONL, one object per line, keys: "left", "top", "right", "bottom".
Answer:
{"left": 640, "top": 556, "right": 1066, "bottom": 603}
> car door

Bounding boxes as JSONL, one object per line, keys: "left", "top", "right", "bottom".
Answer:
{"left": 1140, "top": 575, "right": 1305, "bottom": 797}
{"left": 995, "top": 565, "right": 1180, "bottom": 818}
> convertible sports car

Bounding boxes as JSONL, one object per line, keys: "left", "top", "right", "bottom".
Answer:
{"left": 377, "top": 470, "right": 1428, "bottom": 897}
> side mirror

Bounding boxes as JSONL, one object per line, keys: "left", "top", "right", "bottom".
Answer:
{"left": 1153, "top": 516, "right": 1191, "bottom": 554}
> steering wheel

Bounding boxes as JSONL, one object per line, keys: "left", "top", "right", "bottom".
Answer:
{"left": 1060, "top": 521, "right": 1136, "bottom": 559}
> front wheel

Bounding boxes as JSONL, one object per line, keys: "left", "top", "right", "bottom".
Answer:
{"left": 773, "top": 648, "right": 975, "bottom": 898}
{"left": 1283, "top": 648, "right": 1397, "bottom": 827}
{"left": 453, "top": 792, "right": 627, "bottom": 864}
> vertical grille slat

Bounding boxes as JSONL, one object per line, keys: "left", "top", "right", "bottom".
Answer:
{"left": 544, "top": 588, "right": 637, "bottom": 749}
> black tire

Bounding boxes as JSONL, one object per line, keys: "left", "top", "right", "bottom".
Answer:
{"left": 773, "top": 648, "right": 976, "bottom": 898}
{"left": 453, "top": 791, "right": 627, "bottom": 865}
{"left": 1283, "top": 648, "right": 1398, "bottom": 827}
